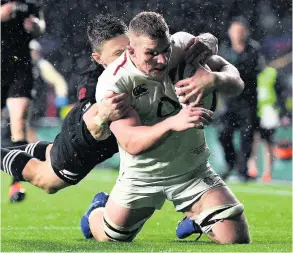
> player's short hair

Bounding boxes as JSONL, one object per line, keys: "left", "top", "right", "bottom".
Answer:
{"left": 129, "top": 12, "right": 169, "bottom": 40}
{"left": 87, "top": 14, "right": 128, "bottom": 52}
{"left": 230, "top": 16, "right": 250, "bottom": 30}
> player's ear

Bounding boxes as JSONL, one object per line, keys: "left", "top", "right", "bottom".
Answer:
{"left": 92, "top": 52, "right": 102, "bottom": 64}
{"left": 127, "top": 45, "right": 135, "bottom": 55}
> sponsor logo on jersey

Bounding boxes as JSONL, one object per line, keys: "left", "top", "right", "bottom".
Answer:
{"left": 59, "top": 169, "right": 79, "bottom": 181}
{"left": 133, "top": 84, "right": 149, "bottom": 98}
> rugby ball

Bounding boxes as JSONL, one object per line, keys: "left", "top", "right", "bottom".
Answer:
{"left": 175, "top": 62, "right": 217, "bottom": 111}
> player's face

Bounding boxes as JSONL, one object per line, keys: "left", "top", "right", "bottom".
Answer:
{"left": 229, "top": 22, "right": 248, "bottom": 43}
{"left": 98, "top": 34, "right": 129, "bottom": 66}
{"left": 133, "top": 35, "right": 172, "bottom": 80}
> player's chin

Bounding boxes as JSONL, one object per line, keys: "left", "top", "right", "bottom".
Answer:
{"left": 150, "top": 68, "right": 166, "bottom": 77}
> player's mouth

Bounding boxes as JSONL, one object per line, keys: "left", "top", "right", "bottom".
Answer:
{"left": 152, "top": 66, "right": 166, "bottom": 72}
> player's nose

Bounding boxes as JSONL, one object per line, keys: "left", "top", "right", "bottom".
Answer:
{"left": 157, "top": 53, "right": 167, "bottom": 65}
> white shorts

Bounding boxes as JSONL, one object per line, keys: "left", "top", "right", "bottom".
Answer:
{"left": 110, "top": 162, "right": 226, "bottom": 211}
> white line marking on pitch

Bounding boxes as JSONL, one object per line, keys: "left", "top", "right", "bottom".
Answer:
{"left": 231, "top": 186, "right": 292, "bottom": 196}
{"left": 1, "top": 226, "right": 79, "bottom": 230}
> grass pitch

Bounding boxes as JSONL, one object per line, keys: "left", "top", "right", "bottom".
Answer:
{"left": 1, "top": 170, "right": 292, "bottom": 252}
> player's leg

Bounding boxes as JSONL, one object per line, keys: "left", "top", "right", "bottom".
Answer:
{"left": 238, "top": 109, "right": 255, "bottom": 180}
{"left": 217, "top": 118, "right": 236, "bottom": 180}
{"left": 81, "top": 175, "right": 163, "bottom": 242}
{"left": 247, "top": 133, "right": 260, "bottom": 178}
{"left": 259, "top": 127, "right": 276, "bottom": 183}
{"left": 88, "top": 197, "right": 155, "bottom": 242}
{"left": 1, "top": 145, "right": 70, "bottom": 194}
{"left": 6, "top": 57, "right": 34, "bottom": 200}
{"left": 6, "top": 141, "right": 51, "bottom": 161}
{"left": 6, "top": 97, "right": 30, "bottom": 143}
{"left": 174, "top": 165, "right": 250, "bottom": 244}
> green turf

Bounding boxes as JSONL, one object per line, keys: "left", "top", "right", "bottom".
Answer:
{"left": 1, "top": 170, "right": 292, "bottom": 252}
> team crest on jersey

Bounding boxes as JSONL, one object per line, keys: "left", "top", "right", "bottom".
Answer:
{"left": 133, "top": 84, "right": 149, "bottom": 98}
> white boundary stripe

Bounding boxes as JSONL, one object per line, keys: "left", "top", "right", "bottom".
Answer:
{"left": 231, "top": 186, "right": 292, "bottom": 196}
{"left": 1, "top": 226, "right": 79, "bottom": 230}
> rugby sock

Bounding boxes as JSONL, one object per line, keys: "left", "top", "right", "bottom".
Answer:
{"left": 10, "top": 142, "right": 28, "bottom": 185}
{"left": 1, "top": 148, "right": 34, "bottom": 181}
{"left": 8, "top": 141, "right": 51, "bottom": 161}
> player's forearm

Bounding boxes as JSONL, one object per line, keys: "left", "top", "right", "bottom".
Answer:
{"left": 213, "top": 65, "right": 244, "bottom": 96}
{"left": 113, "top": 119, "right": 173, "bottom": 155}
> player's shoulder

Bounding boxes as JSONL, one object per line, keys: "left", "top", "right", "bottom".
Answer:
{"left": 100, "top": 52, "right": 129, "bottom": 80}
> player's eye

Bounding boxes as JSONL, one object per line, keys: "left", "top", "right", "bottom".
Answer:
{"left": 147, "top": 51, "right": 159, "bottom": 57}
{"left": 115, "top": 50, "right": 123, "bottom": 56}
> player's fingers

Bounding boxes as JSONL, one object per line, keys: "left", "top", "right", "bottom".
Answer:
{"left": 190, "top": 107, "right": 213, "bottom": 117}
{"left": 184, "top": 38, "right": 196, "bottom": 51}
{"left": 184, "top": 89, "right": 200, "bottom": 102}
{"left": 188, "top": 115, "right": 210, "bottom": 125}
{"left": 175, "top": 78, "right": 191, "bottom": 88}
{"left": 175, "top": 85, "right": 192, "bottom": 96}
{"left": 187, "top": 122, "right": 204, "bottom": 129}
{"left": 113, "top": 99, "right": 127, "bottom": 110}
{"left": 185, "top": 44, "right": 205, "bottom": 63}
{"left": 193, "top": 92, "right": 203, "bottom": 105}
{"left": 111, "top": 93, "right": 128, "bottom": 103}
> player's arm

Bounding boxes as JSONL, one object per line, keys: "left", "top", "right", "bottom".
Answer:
{"left": 83, "top": 92, "right": 131, "bottom": 140}
{"left": 1, "top": 2, "right": 15, "bottom": 21}
{"left": 175, "top": 55, "right": 244, "bottom": 104}
{"left": 23, "top": 2, "right": 46, "bottom": 37}
{"left": 206, "top": 55, "right": 244, "bottom": 95}
{"left": 110, "top": 105, "right": 213, "bottom": 155}
{"left": 39, "top": 60, "right": 68, "bottom": 97}
{"left": 169, "top": 32, "right": 218, "bottom": 70}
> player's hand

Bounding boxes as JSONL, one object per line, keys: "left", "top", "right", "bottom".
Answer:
{"left": 24, "top": 15, "right": 37, "bottom": 33}
{"left": 184, "top": 33, "right": 218, "bottom": 65}
{"left": 98, "top": 91, "right": 131, "bottom": 122}
{"left": 169, "top": 105, "right": 213, "bottom": 131}
{"left": 175, "top": 64, "right": 216, "bottom": 105}
{"left": 1, "top": 2, "right": 16, "bottom": 21}
{"left": 55, "top": 96, "right": 69, "bottom": 109}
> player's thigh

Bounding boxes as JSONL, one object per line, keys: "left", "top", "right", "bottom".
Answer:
{"left": 106, "top": 196, "right": 155, "bottom": 227}
{"left": 185, "top": 186, "right": 239, "bottom": 216}
{"left": 167, "top": 164, "right": 226, "bottom": 212}
{"left": 101, "top": 176, "right": 164, "bottom": 241}
{"left": 23, "top": 147, "right": 69, "bottom": 193}
{"left": 6, "top": 97, "right": 30, "bottom": 119}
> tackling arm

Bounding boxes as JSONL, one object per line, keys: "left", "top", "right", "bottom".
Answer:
{"left": 207, "top": 55, "right": 244, "bottom": 96}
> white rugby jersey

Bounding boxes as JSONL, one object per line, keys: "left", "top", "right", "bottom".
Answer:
{"left": 96, "top": 32, "right": 211, "bottom": 180}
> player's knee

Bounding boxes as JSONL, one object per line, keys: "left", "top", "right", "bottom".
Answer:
{"left": 211, "top": 212, "right": 251, "bottom": 244}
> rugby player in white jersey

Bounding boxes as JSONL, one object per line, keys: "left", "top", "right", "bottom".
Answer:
{"left": 85, "top": 12, "right": 250, "bottom": 244}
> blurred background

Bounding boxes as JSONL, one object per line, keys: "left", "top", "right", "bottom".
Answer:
{"left": 2, "top": 0, "right": 292, "bottom": 182}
